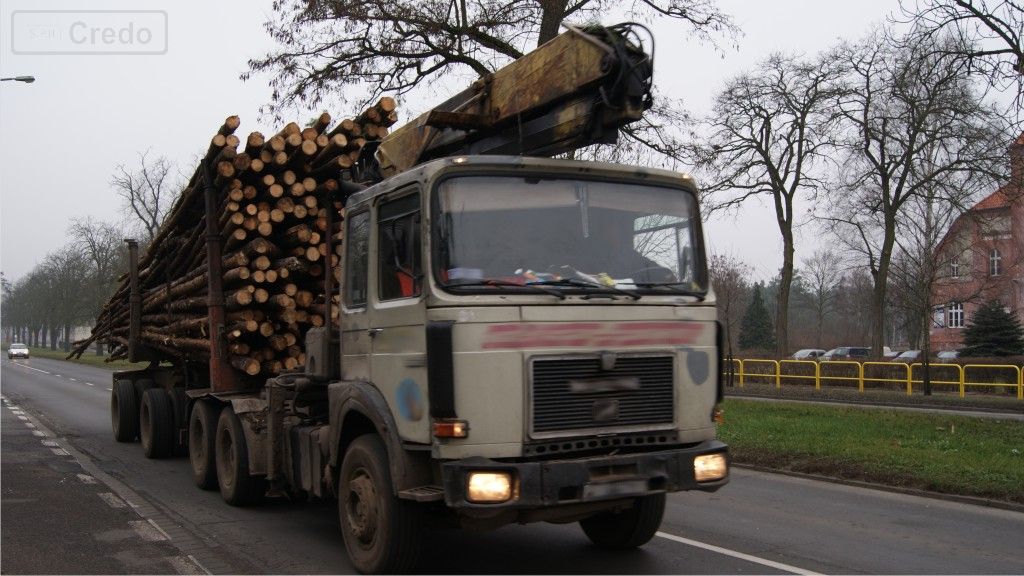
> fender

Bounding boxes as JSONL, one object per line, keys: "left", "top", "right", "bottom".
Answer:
{"left": 328, "top": 381, "right": 432, "bottom": 493}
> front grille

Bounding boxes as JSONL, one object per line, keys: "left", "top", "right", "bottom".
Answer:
{"left": 531, "top": 355, "right": 674, "bottom": 435}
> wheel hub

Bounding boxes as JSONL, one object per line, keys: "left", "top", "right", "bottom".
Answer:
{"left": 346, "top": 471, "right": 378, "bottom": 545}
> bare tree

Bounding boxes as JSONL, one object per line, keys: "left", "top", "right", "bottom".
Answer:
{"left": 691, "top": 52, "right": 845, "bottom": 356}
{"left": 709, "top": 253, "right": 752, "bottom": 359}
{"left": 243, "top": 1, "right": 738, "bottom": 164}
{"left": 111, "top": 150, "right": 174, "bottom": 244}
{"left": 899, "top": 0, "right": 1023, "bottom": 100}
{"left": 825, "top": 28, "right": 1010, "bottom": 357}
{"left": 69, "top": 218, "right": 126, "bottom": 353}
{"left": 801, "top": 249, "right": 844, "bottom": 348}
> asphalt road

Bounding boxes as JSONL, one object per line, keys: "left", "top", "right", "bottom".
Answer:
{"left": 3, "top": 355, "right": 1023, "bottom": 574}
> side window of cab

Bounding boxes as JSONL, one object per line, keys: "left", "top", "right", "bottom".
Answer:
{"left": 344, "top": 209, "right": 370, "bottom": 308}
{"left": 377, "top": 192, "right": 422, "bottom": 301}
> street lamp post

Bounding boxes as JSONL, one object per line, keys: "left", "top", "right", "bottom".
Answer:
{"left": 0, "top": 76, "right": 35, "bottom": 83}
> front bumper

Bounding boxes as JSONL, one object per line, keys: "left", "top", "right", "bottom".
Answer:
{"left": 8, "top": 352, "right": 28, "bottom": 358}
{"left": 441, "top": 440, "right": 727, "bottom": 509}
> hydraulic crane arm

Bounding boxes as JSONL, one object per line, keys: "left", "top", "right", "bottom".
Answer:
{"left": 373, "top": 23, "right": 654, "bottom": 179}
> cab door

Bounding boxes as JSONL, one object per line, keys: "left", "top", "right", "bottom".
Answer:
{"left": 367, "top": 188, "right": 430, "bottom": 444}
{"left": 340, "top": 208, "right": 371, "bottom": 381}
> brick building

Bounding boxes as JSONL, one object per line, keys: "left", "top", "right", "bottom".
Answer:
{"left": 930, "top": 133, "right": 1024, "bottom": 352}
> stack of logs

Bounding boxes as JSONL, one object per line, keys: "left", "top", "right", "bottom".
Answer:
{"left": 69, "top": 99, "right": 398, "bottom": 378}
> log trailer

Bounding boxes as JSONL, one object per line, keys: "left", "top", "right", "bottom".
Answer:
{"left": 107, "top": 23, "right": 728, "bottom": 573}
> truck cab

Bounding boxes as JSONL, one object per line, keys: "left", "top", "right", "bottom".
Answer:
{"left": 324, "top": 154, "right": 728, "bottom": 570}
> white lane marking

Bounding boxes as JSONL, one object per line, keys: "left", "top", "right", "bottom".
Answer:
{"left": 31, "top": 430, "right": 45, "bottom": 437}
{"left": 98, "top": 492, "right": 126, "bottom": 508}
{"left": 68, "top": 377, "right": 78, "bottom": 382}
{"left": 106, "top": 387, "right": 113, "bottom": 391}
{"left": 25, "top": 422, "right": 35, "bottom": 428}
{"left": 130, "top": 520, "right": 169, "bottom": 542}
{"left": 656, "top": 531, "right": 823, "bottom": 576}
{"left": 17, "top": 415, "right": 27, "bottom": 421}
{"left": 50, "top": 448, "right": 69, "bottom": 456}
{"left": 11, "top": 409, "right": 24, "bottom": 414}
{"left": 86, "top": 382, "right": 95, "bottom": 386}
{"left": 14, "top": 364, "right": 50, "bottom": 375}
{"left": 77, "top": 473, "right": 97, "bottom": 484}
{"left": 41, "top": 440, "right": 59, "bottom": 447}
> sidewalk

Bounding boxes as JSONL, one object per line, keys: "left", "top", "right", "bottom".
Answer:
{"left": 1, "top": 396, "right": 202, "bottom": 574}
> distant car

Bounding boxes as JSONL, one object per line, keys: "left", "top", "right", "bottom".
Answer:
{"left": 791, "top": 349, "right": 826, "bottom": 360}
{"left": 883, "top": 346, "right": 899, "bottom": 358}
{"left": 895, "top": 350, "right": 921, "bottom": 362}
{"left": 7, "top": 343, "right": 29, "bottom": 359}
{"left": 821, "top": 346, "right": 871, "bottom": 361}
{"left": 936, "top": 350, "right": 960, "bottom": 360}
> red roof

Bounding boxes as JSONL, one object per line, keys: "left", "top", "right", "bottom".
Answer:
{"left": 972, "top": 189, "right": 1011, "bottom": 211}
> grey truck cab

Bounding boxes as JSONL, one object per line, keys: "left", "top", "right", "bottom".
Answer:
{"left": 319, "top": 155, "right": 728, "bottom": 569}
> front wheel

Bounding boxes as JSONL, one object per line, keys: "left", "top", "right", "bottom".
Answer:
{"left": 579, "top": 493, "right": 666, "bottom": 550}
{"left": 338, "top": 435, "right": 422, "bottom": 574}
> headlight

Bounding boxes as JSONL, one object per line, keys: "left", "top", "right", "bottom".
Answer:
{"left": 466, "top": 471, "right": 513, "bottom": 503}
{"left": 694, "top": 453, "right": 728, "bottom": 482}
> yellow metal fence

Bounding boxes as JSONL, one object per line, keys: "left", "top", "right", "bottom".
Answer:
{"left": 726, "top": 359, "right": 1023, "bottom": 399}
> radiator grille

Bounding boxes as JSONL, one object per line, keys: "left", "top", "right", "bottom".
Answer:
{"left": 531, "top": 355, "right": 674, "bottom": 435}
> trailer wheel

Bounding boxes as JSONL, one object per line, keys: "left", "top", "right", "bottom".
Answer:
{"left": 140, "top": 388, "right": 175, "bottom": 459}
{"left": 111, "top": 379, "right": 139, "bottom": 442}
{"left": 338, "top": 434, "right": 422, "bottom": 574}
{"left": 215, "top": 406, "right": 265, "bottom": 506}
{"left": 188, "top": 400, "right": 221, "bottom": 490}
{"left": 579, "top": 493, "right": 666, "bottom": 550}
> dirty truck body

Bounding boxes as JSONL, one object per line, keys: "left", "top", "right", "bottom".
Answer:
{"left": 109, "top": 24, "right": 728, "bottom": 574}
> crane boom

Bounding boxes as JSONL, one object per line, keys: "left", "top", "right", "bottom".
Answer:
{"left": 373, "top": 23, "right": 654, "bottom": 179}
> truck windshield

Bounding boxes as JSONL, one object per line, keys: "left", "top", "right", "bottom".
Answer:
{"left": 434, "top": 176, "right": 705, "bottom": 297}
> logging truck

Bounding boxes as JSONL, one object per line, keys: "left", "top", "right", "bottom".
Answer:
{"left": 97, "top": 23, "right": 728, "bottom": 573}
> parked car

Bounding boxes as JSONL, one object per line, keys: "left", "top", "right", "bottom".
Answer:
{"left": 936, "top": 350, "right": 960, "bottom": 360}
{"left": 895, "top": 350, "right": 921, "bottom": 362}
{"left": 6, "top": 343, "right": 29, "bottom": 359}
{"left": 791, "top": 348, "right": 826, "bottom": 360}
{"left": 883, "top": 346, "right": 898, "bottom": 358}
{"left": 821, "top": 346, "right": 871, "bottom": 361}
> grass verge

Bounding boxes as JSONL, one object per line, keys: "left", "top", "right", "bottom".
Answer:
{"left": 25, "top": 346, "right": 149, "bottom": 371}
{"left": 718, "top": 398, "right": 1024, "bottom": 504}
{"left": 727, "top": 382, "right": 1024, "bottom": 414}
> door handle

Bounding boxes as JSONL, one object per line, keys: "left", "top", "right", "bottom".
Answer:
{"left": 367, "top": 328, "right": 383, "bottom": 338}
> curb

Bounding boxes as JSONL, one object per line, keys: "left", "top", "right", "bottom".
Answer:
{"left": 733, "top": 463, "right": 1024, "bottom": 514}
{"left": 726, "top": 392, "right": 1024, "bottom": 419}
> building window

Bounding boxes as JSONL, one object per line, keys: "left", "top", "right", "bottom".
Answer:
{"left": 989, "top": 249, "right": 1002, "bottom": 276}
{"left": 947, "top": 302, "right": 964, "bottom": 328}
{"left": 950, "top": 257, "right": 960, "bottom": 278}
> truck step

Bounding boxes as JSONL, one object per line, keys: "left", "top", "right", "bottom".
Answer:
{"left": 398, "top": 485, "right": 445, "bottom": 502}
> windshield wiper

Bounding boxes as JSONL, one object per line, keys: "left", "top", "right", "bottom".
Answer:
{"left": 448, "top": 279, "right": 566, "bottom": 299}
{"left": 622, "top": 281, "right": 706, "bottom": 300}
{"left": 528, "top": 278, "right": 641, "bottom": 300}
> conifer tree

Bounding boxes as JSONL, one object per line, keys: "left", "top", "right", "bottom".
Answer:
{"left": 739, "top": 282, "right": 777, "bottom": 352}
{"left": 961, "top": 300, "right": 1024, "bottom": 357}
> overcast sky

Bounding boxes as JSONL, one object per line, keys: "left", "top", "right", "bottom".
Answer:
{"left": 0, "top": 0, "right": 908, "bottom": 284}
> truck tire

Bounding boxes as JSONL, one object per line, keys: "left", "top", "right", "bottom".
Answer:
{"left": 169, "top": 388, "right": 189, "bottom": 456}
{"left": 579, "top": 493, "right": 666, "bottom": 550}
{"left": 111, "top": 379, "right": 139, "bottom": 442}
{"left": 338, "top": 434, "right": 422, "bottom": 574}
{"left": 188, "top": 400, "right": 220, "bottom": 490}
{"left": 215, "top": 407, "right": 266, "bottom": 506}
{"left": 140, "top": 388, "right": 175, "bottom": 459}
